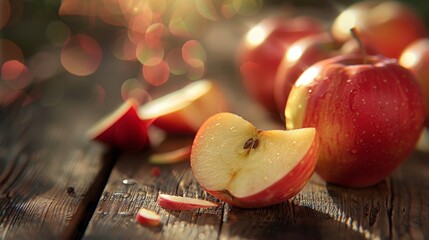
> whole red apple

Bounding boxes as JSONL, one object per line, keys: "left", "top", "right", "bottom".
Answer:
{"left": 238, "top": 15, "right": 324, "bottom": 114}
{"left": 399, "top": 38, "right": 429, "bottom": 127}
{"left": 285, "top": 54, "right": 425, "bottom": 187}
{"left": 331, "top": 0, "right": 427, "bottom": 59}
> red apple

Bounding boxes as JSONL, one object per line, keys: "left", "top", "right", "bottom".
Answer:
{"left": 274, "top": 32, "right": 378, "bottom": 118}
{"left": 238, "top": 15, "right": 324, "bottom": 114}
{"left": 331, "top": 0, "right": 427, "bottom": 59}
{"left": 399, "top": 38, "right": 429, "bottom": 127}
{"left": 190, "top": 112, "right": 319, "bottom": 208}
{"left": 139, "top": 79, "right": 229, "bottom": 134}
{"left": 86, "top": 98, "right": 150, "bottom": 151}
{"left": 285, "top": 54, "right": 426, "bottom": 187}
{"left": 135, "top": 207, "right": 161, "bottom": 227}
{"left": 157, "top": 193, "right": 219, "bottom": 210}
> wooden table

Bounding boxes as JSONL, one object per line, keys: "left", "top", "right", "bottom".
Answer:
{"left": 1, "top": 10, "right": 429, "bottom": 240}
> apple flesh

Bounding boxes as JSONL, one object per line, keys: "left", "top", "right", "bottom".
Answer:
{"left": 190, "top": 112, "right": 319, "bottom": 208}
{"left": 399, "top": 38, "right": 429, "bottom": 127}
{"left": 149, "top": 146, "right": 191, "bottom": 164}
{"left": 331, "top": 0, "right": 427, "bottom": 59}
{"left": 135, "top": 207, "right": 161, "bottom": 227}
{"left": 285, "top": 54, "right": 426, "bottom": 187}
{"left": 157, "top": 193, "right": 219, "bottom": 210}
{"left": 238, "top": 16, "right": 324, "bottom": 114}
{"left": 139, "top": 79, "right": 228, "bottom": 134}
{"left": 86, "top": 98, "right": 150, "bottom": 151}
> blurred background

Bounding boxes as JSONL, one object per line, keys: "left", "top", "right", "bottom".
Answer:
{"left": 1, "top": 0, "right": 428, "bottom": 111}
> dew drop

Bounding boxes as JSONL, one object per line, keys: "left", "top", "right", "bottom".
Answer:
{"left": 122, "top": 179, "right": 137, "bottom": 185}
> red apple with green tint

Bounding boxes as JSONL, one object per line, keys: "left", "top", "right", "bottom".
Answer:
{"left": 238, "top": 16, "right": 324, "bottom": 114}
{"left": 399, "top": 38, "right": 429, "bottom": 127}
{"left": 190, "top": 112, "right": 319, "bottom": 208}
{"left": 285, "top": 54, "right": 425, "bottom": 187}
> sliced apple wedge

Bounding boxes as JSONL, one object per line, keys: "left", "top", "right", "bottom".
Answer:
{"left": 190, "top": 112, "right": 319, "bottom": 208}
{"left": 139, "top": 80, "right": 229, "bottom": 134}
{"left": 135, "top": 207, "right": 161, "bottom": 227}
{"left": 149, "top": 145, "right": 191, "bottom": 164}
{"left": 86, "top": 99, "right": 150, "bottom": 151}
{"left": 157, "top": 193, "right": 219, "bottom": 210}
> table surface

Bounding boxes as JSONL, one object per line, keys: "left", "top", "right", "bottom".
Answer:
{"left": 1, "top": 8, "right": 429, "bottom": 240}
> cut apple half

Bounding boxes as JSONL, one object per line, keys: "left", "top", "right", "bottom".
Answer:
{"left": 157, "top": 193, "right": 219, "bottom": 210}
{"left": 86, "top": 98, "right": 150, "bottom": 151}
{"left": 149, "top": 145, "right": 191, "bottom": 164}
{"left": 135, "top": 207, "right": 161, "bottom": 227}
{"left": 139, "top": 80, "right": 229, "bottom": 134}
{"left": 190, "top": 112, "right": 319, "bottom": 208}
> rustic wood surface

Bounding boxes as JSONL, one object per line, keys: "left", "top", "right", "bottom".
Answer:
{"left": 1, "top": 6, "right": 429, "bottom": 240}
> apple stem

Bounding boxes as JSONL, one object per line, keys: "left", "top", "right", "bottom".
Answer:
{"left": 350, "top": 28, "right": 367, "bottom": 64}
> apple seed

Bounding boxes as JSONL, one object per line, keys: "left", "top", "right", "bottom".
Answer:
{"left": 243, "top": 138, "right": 254, "bottom": 149}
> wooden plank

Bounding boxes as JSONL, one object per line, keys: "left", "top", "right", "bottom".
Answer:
{"left": 83, "top": 136, "right": 225, "bottom": 240}
{"left": 390, "top": 151, "right": 429, "bottom": 240}
{"left": 0, "top": 87, "right": 114, "bottom": 239}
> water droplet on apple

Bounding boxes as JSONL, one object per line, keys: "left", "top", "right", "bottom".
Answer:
{"left": 351, "top": 149, "right": 357, "bottom": 154}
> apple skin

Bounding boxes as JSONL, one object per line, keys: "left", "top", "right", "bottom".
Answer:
{"left": 274, "top": 33, "right": 378, "bottom": 118}
{"left": 87, "top": 99, "right": 150, "bottom": 151}
{"left": 139, "top": 80, "right": 229, "bottom": 134}
{"left": 190, "top": 112, "right": 320, "bottom": 208}
{"left": 399, "top": 38, "right": 429, "bottom": 127}
{"left": 285, "top": 54, "right": 426, "bottom": 187}
{"left": 274, "top": 33, "right": 341, "bottom": 118}
{"left": 331, "top": 0, "right": 427, "bottom": 59}
{"left": 238, "top": 16, "right": 324, "bottom": 114}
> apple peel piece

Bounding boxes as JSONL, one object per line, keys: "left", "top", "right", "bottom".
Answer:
{"left": 190, "top": 112, "right": 319, "bottom": 208}
{"left": 157, "top": 193, "right": 219, "bottom": 210}
{"left": 139, "top": 79, "right": 229, "bottom": 134}
{"left": 135, "top": 207, "right": 161, "bottom": 227}
{"left": 86, "top": 98, "right": 150, "bottom": 151}
{"left": 149, "top": 146, "right": 191, "bottom": 164}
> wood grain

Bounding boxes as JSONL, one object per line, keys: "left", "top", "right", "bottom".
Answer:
{"left": 0, "top": 90, "right": 112, "bottom": 239}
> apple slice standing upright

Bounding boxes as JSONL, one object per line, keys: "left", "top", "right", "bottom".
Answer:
{"left": 139, "top": 80, "right": 229, "bottom": 134}
{"left": 190, "top": 112, "right": 319, "bottom": 208}
{"left": 86, "top": 98, "right": 150, "bottom": 151}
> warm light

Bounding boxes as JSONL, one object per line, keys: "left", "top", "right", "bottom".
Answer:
{"left": 286, "top": 45, "right": 304, "bottom": 63}
{"left": 295, "top": 66, "right": 320, "bottom": 87}
{"left": 246, "top": 26, "right": 267, "bottom": 46}
{"left": 399, "top": 51, "right": 419, "bottom": 69}
{"left": 332, "top": 9, "right": 359, "bottom": 41}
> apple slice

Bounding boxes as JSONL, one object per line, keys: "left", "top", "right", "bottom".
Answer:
{"left": 157, "top": 193, "right": 219, "bottom": 210}
{"left": 149, "top": 145, "right": 191, "bottom": 164}
{"left": 190, "top": 112, "right": 319, "bottom": 208}
{"left": 139, "top": 80, "right": 229, "bottom": 134}
{"left": 135, "top": 207, "right": 161, "bottom": 227}
{"left": 86, "top": 98, "right": 150, "bottom": 151}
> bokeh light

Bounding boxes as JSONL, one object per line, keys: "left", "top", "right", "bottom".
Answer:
{"left": 1, "top": 60, "right": 32, "bottom": 90}
{"left": 46, "top": 21, "right": 72, "bottom": 47}
{"left": 182, "top": 40, "right": 206, "bottom": 67}
{"left": 112, "top": 30, "right": 138, "bottom": 61}
{"left": 166, "top": 48, "right": 187, "bottom": 76}
{"left": 0, "top": 0, "right": 11, "bottom": 30}
{"left": 142, "top": 60, "right": 170, "bottom": 86}
{"left": 136, "top": 42, "right": 164, "bottom": 66}
{"left": 0, "top": 39, "right": 24, "bottom": 66}
{"left": 121, "top": 78, "right": 151, "bottom": 104}
{"left": 29, "top": 51, "right": 61, "bottom": 80}
{"left": 61, "top": 34, "right": 102, "bottom": 76}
